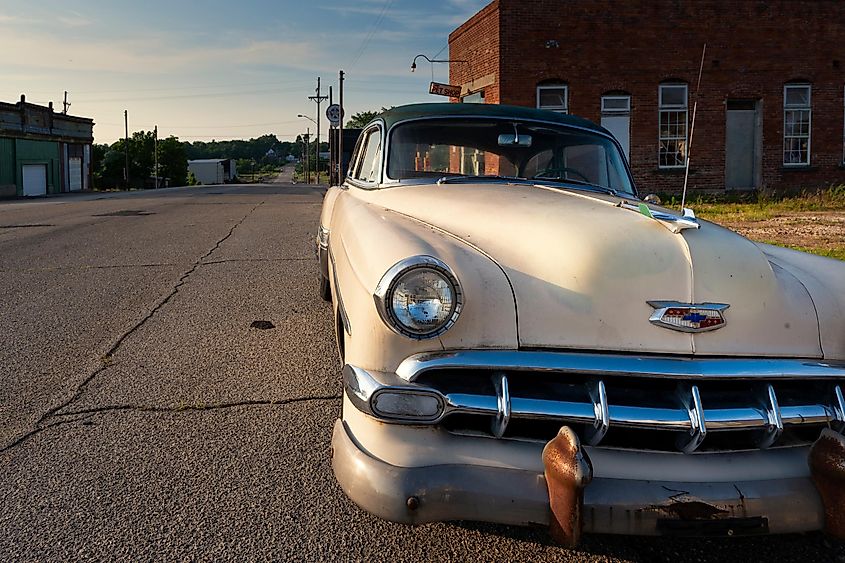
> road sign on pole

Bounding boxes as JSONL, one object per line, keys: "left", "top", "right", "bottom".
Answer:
{"left": 326, "top": 104, "right": 344, "bottom": 127}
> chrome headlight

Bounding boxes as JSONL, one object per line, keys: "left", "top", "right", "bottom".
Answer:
{"left": 374, "top": 256, "right": 463, "bottom": 339}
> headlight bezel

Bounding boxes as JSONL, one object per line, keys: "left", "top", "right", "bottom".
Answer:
{"left": 374, "top": 256, "right": 463, "bottom": 340}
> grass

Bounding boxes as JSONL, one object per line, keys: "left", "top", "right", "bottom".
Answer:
{"left": 682, "top": 185, "right": 845, "bottom": 223}
{"left": 757, "top": 243, "right": 845, "bottom": 262}
{"left": 683, "top": 186, "right": 845, "bottom": 262}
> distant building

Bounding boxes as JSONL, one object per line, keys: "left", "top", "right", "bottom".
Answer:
{"left": 187, "top": 158, "right": 237, "bottom": 184}
{"left": 0, "top": 95, "right": 94, "bottom": 197}
{"left": 449, "top": 0, "right": 845, "bottom": 194}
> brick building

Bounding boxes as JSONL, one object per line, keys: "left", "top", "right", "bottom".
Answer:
{"left": 448, "top": 0, "right": 845, "bottom": 195}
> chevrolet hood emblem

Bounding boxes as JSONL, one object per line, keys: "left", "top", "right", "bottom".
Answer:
{"left": 647, "top": 301, "right": 730, "bottom": 333}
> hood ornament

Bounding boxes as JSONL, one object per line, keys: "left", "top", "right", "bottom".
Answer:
{"left": 617, "top": 201, "right": 700, "bottom": 234}
{"left": 648, "top": 301, "right": 730, "bottom": 333}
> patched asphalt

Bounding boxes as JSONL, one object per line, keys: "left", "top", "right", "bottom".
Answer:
{"left": 1, "top": 183, "right": 843, "bottom": 562}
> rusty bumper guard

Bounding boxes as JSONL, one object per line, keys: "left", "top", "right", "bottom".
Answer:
{"left": 548, "top": 426, "right": 845, "bottom": 544}
{"left": 809, "top": 428, "right": 845, "bottom": 539}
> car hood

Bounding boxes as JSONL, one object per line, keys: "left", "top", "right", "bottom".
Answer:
{"left": 363, "top": 182, "right": 821, "bottom": 357}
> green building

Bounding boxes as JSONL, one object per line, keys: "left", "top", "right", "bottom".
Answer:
{"left": 0, "top": 95, "right": 94, "bottom": 197}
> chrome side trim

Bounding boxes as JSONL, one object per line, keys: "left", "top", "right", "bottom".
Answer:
{"left": 395, "top": 350, "right": 845, "bottom": 382}
{"left": 372, "top": 255, "right": 463, "bottom": 340}
{"left": 329, "top": 247, "right": 351, "bottom": 336}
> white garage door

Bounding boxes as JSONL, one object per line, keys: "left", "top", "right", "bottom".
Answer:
{"left": 22, "top": 164, "right": 47, "bottom": 196}
{"left": 68, "top": 157, "right": 82, "bottom": 191}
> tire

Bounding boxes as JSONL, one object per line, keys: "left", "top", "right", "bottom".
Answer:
{"left": 319, "top": 274, "right": 332, "bottom": 302}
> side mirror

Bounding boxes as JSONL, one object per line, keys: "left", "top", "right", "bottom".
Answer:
{"left": 643, "top": 194, "right": 662, "bottom": 205}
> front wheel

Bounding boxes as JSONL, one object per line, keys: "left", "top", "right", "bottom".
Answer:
{"left": 319, "top": 274, "right": 332, "bottom": 302}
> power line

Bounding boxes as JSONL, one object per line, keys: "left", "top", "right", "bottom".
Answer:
{"left": 349, "top": 0, "right": 394, "bottom": 68}
{"left": 76, "top": 85, "right": 309, "bottom": 103}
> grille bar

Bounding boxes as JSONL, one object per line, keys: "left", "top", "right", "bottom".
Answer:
{"left": 439, "top": 378, "right": 844, "bottom": 453}
{"left": 342, "top": 360, "right": 845, "bottom": 453}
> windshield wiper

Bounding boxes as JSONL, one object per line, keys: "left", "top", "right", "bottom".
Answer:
{"left": 437, "top": 174, "right": 526, "bottom": 185}
{"left": 533, "top": 177, "right": 619, "bottom": 197}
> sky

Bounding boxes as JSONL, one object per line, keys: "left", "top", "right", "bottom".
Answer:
{"left": 0, "top": 0, "right": 489, "bottom": 144}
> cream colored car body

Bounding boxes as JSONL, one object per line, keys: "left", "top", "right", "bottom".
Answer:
{"left": 319, "top": 103, "right": 845, "bottom": 536}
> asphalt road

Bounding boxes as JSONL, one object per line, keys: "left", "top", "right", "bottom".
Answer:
{"left": 1, "top": 183, "right": 843, "bottom": 562}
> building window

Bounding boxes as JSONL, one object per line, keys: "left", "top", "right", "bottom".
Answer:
{"left": 462, "top": 91, "right": 484, "bottom": 104}
{"left": 784, "top": 84, "right": 812, "bottom": 166}
{"left": 658, "top": 84, "right": 688, "bottom": 168}
{"left": 537, "top": 84, "right": 568, "bottom": 113}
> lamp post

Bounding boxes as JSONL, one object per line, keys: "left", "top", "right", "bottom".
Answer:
{"left": 297, "top": 114, "right": 317, "bottom": 184}
{"left": 411, "top": 54, "right": 472, "bottom": 99}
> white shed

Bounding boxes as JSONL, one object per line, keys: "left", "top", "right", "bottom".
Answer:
{"left": 187, "top": 159, "right": 237, "bottom": 185}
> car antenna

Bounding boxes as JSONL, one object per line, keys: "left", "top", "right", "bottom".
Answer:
{"left": 680, "top": 43, "right": 706, "bottom": 211}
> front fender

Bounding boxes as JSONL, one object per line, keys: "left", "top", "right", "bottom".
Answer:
{"left": 330, "top": 190, "right": 518, "bottom": 373}
{"left": 759, "top": 243, "right": 845, "bottom": 360}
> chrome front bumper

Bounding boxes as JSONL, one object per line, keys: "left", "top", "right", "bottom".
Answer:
{"left": 332, "top": 417, "right": 824, "bottom": 535}
{"left": 333, "top": 351, "right": 845, "bottom": 535}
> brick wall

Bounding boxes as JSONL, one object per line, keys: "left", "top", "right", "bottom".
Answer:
{"left": 449, "top": 0, "right": 845, "bottom": 195}
{"left": 449, "top": 1, "right": 501, "bottom": 104}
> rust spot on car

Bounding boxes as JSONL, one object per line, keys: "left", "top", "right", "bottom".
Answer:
{"left": 656, "top": 500, "right": 729, "bottom": 520}
{"left": 809, "top": 428, "right": 845, "bottom": 539}
{"left": 542, "top": 426, "right": 593, "bottom": 547}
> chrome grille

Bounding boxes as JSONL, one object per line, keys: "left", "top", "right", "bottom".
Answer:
{"left": 414, "top": 368, "right": 845, "bottom": 453}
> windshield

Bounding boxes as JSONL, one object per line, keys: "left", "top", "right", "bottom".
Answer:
{"left": 386, "top": 118, "right": 635, "bottom": 195}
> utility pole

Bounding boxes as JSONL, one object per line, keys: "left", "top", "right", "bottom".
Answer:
{"left": 304, "top": 128, "right": 310, "bottom": 184}
{"left": 339, "top": 70, "right": 345, "bottom": 183}
{"left": 124, "top": 110, "right": 129, "bottom": 188}
{"left": 154, "top": 125, "right": 159, "bottom": 189}
{"left": 308, "top": 77, "right": 328, "bottom": 185}
{"left": 62, "top": 91, "right": 70, "bottom": 114}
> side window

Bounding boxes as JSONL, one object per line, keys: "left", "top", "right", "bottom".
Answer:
{"left": 353, "top": 128, "right": 382, "bottom": 183}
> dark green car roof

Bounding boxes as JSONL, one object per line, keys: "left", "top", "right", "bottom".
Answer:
{"left": 372, "top": 102, "right": 606, "bottom": 134}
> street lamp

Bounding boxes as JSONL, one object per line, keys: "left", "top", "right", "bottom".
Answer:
{"left": 297, "top": 115, "right": 317, "bottom": 184}
{"left": 410, "top": 54, "right": 469, "bottom": 73}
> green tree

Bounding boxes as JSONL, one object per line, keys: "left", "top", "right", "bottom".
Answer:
{"left": 157, "top": 136, "right": 188, "bottom": 186}
{"left": 345, "top": 110, "right": 379, "bottom": 129}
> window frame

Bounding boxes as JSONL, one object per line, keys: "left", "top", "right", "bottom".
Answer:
{"left": 783, "top": 83, "right": 812, "bottom": 167}
{"left": 536, "top": 84, "right": 569, "bottom": 114}
{"left": 601, "top": 95, "right": 631, "bottom": 114}
{"left": 658, "top": 83, "right": 689, "bottom": 169}
{"left": 346, "top": 123, "right": 384, "bottom": 188}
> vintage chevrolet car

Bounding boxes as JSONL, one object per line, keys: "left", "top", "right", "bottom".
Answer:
{"left": 317, "top": 103, "right": 845, "bottom": 541}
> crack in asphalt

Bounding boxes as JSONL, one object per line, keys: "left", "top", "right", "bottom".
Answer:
{"left": 0, "top": 396, "right": 341, "bottom": 455}
{"left": 202, "top": 257, "right": 312, "bottom": 265}
{"left": 0, "top": 263, "right": 179, "bottom": 274}
{"left": 53, "top": 395, "right": 342, "bottom": 418}
{"left": 2, "top": 202, "right": 265, "bottom": 455}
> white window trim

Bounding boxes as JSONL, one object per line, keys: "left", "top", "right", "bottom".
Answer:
{"left": 658, "top": 84, "right": 689, "bottom": 169}
{"left": 601, "top": 95, "right": 631, "bottom": 114}
{"left": 659, "top": 84, "right": 688, "bottom": 109}
{"left": 536, "top": 84, "right": 568, "bottom": 113}
{"left": 783, "top": 84, "right": 812, "bottom": 167}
